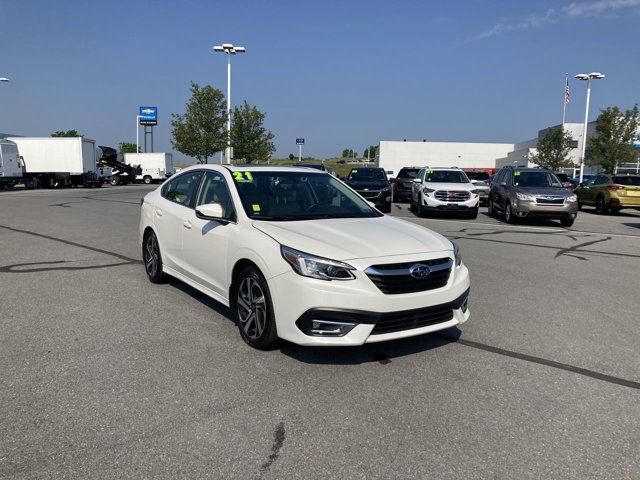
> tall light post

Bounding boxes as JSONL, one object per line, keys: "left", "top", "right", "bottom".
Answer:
{"left": 575, "top": 72, "right": 605, "bottom": 183}
{"left": 213, "top": 43, "right": 245, "bottom": 164}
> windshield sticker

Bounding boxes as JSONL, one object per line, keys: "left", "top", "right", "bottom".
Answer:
{"left": 514, "top": 171, "right": 521, "bottom": 176}
{"left": 252, "top": 204, "right": 261, "bottom": 212}
{"left": 233, "top": 171, "right": 254, "bottom": 182}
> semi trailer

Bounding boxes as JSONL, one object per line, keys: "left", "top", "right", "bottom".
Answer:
{"left": 0, "top": 139, "right": 23, "bottom": 188}
{"left": 7, "top": 137, "right": 102, "bottom": 188}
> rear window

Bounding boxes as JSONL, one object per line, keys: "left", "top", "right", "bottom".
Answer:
{"left": 612, "top": 176, "right": 640, "bottom": 186}
{"left": 397, "top": 168, "right": 419, "bottom": 179}
{"left": 465, "top": 171, "right": 490, "bottom": 181}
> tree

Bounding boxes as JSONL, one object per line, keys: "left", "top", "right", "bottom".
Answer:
{"left": 118, "top": 142, "right": 140, "bottom": 154}
{"left": 171, "top": 81, "right": 227, "bottom": 164}
{"left": 530, "top": 127, "right": 574, "bottom": 170}
{"left": 587, "top": 105, "right": 640, "bottom": 174}
{"left": 363, "top": 145, "right": 378, "bottom": 160}
{"left": 51, "top": 130, "right": 82, "bottom": 137}
{"left": 230, "top": 101, "right": 275, "bottom": 163}
{"left": 288, "top": 153, "right": 295, "bottom": 161}
{"left": 341, "top": 148, "right": 350, "bottom": 158}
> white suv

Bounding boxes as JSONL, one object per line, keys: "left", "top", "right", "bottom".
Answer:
{"left": 139, "top": 165, "right": 470, "bottom": 349}
{"left": 410, "top": 167, "right": 480, "bottom": 218}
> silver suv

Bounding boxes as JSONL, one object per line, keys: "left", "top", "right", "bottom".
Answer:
{"left": 487, "top": 167, "right": 578, "bottom": 227}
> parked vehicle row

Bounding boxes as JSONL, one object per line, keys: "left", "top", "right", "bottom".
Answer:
{"left": 574, "top": 173, "right": 640, "bottom": 214}
{"left": 140, "top": 165, "right": 470, "bottom": 349}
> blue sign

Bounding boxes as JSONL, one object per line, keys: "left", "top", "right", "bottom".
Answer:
{"left": 296, "top": 138, "right": 305, "bottom": 145}
{"left": 139, "top": 106, "right": 158, "bottom": 126}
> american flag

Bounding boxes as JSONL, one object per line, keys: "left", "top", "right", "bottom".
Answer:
{"left": 564, "top": 78, "right": 570, "bottom": 104}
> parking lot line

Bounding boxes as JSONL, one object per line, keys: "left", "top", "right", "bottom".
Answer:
{"left": 399, "top": 215, "right": 640, "bottom": 239}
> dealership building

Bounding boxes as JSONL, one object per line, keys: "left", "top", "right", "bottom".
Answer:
{"left": 377, "top": 121, "right": 605, "bottom": 177}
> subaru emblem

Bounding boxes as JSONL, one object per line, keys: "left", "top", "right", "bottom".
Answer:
{"left": 409, "top": 264, "right": 431, "bottom": 279}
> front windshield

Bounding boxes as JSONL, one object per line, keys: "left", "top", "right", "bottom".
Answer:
{"left": 231, "top": 171, "right": 381, "bottom": 221}
{"left": 515, "top": 171, "right": 563, "bottom": 188}
{"left": 348, "top": 169, "right": 387, "bottom": 181}
{"left": 425, "top": 170, "right": 470, "bottom": 183}
{"left": 397, "top": 168, "right": 419, "bottom": 179}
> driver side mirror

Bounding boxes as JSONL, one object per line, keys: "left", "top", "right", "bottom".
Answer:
{"left": 413, "top": 178, "right": 422, "bottom": 183}
{"left": 195, "top": 203, "right": 226, "bottom": 223}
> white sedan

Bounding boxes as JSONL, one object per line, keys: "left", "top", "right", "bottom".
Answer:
{"left": 139, "top": 165, "right": 470, "bottom": 349}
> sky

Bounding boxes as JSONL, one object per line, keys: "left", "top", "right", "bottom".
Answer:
{"left": 1, "top": 0, "right": 639, "bottom": 164}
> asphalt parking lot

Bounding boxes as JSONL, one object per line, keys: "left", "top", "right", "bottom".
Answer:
{"left": 1, "top": 185, "right": 639, "bottom": 479}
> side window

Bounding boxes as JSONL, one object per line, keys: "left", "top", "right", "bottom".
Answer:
{"left": 584, "top": 176, "right": 597, "bottom": 186}
{"left": 195, "top": 171, "right": 236, "bottom": 220}
{"left": 493, "top": 170, "right": 505, "bottom": 185}
{"left": 162, "top": 171, "right": 203, "bottom": 207}
{"left": 594, "top": 175, "right": 608, "bottom": 185}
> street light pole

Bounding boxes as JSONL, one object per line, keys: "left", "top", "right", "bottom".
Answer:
{"left": 136, "top": 115, "right": 141, "bottom": 153}
{"left": 213, "top": 43, "right": 245, "bottom": 165}
{"left": 575, "top": 72, "right": 605, "bottom": 184}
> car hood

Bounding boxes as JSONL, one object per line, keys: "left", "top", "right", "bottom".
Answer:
{"left": 252, "top": 216, "right": 452, "bottom": 261}
{"left": 424, "top": 182, "right": 475, "bottom": 191}
{"left": 347, "top": 181, "right": 390, "bottom": 190}
{"left": 516, "top": 187, "right": 571, "bottom": 196}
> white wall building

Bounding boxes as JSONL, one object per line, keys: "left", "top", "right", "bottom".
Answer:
{"left": 377, "top": 140, "right": 515, "bottom": 177}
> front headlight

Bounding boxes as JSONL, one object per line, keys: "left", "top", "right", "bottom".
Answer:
{"left": 422, "top": 187, "right": 435, "bottom": 194}
{"left": 565, "top": 195, "right": 577, "bottom": 203}
{"left": 281, "top": 246, "right": 356, "bottom": 281}
{"left": 470, "top": 189, "right": 479, "bottom": 195}
{"left": 451, "top": 241, "right": 462, "bottom": 267}
{"left": 516, "top": 192, "right": 536, "bottom": 201}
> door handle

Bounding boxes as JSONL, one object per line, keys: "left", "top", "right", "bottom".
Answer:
{"left": 155, "top": 209, "right": 163, "bottom": 217}
{"left": 183, "top": 220, "right": 192, "bottom": 229}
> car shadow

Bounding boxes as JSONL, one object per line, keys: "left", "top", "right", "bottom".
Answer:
{"left": 170, "top": 279, "right": 234, "bottom": 321}
{"left": 280, "top": 327, "right": 461, "bottom": 365}
{"left": 478, "top": 211, "right": 562, "bottom": 227}
{"left": 169, "top": 278, "right": 461, "bottom": 363}
{"left": 622, "top": 223, "right": 640, "bottom": 229}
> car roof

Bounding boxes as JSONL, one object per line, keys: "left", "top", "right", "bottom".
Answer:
{"left": 350, "top": 166, "right": 383, "bottom": 170}
{"left": 179, "top": 164, "right": 325, "bottom": 174}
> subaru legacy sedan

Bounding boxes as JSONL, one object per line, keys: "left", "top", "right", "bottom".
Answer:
{"left": 139, "top": 165, "right": 470, "bottom": 349}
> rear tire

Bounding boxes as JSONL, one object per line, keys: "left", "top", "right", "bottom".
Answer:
{"left": 143, "top": 231, "right": 168, "bottom": 284}
{"left": 234, "top": 266, "right": 278, "bottom": 350}
{"left": 143, "top": 175, "right": 152, "bottom": 185}
{"left": 487, "top": 196, "right": 496, "bottom": 217}
{"left": 595, "top": 196, "right": 608, "bottom": 215}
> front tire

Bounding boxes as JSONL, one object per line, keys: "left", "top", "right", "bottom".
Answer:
{"left": 560, "top": 217, "right": 575, "bottom": 227}
{"left": 143, "top": 231, "right": 168, "bottom": 284}
{"left": 466, "top": 208, "right": 478, "bottom": 219}
{"left": 234, "top": 267, "right": 278, "bottom": 350}
{"left": 505, "top": 202, "right": 517, "bottom": 224}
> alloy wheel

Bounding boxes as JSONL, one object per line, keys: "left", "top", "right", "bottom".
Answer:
{"left": 145, "top": 234, "right": 159, "bottom": 277}
{"left": 237, "top": 277, "right": 267, "bottom": 339}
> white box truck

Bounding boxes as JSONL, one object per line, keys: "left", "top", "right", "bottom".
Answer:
{"left": 0, "top": 139, "right": 23, "bottom": 188}
{"left": 124, "top": 152, "right": 174, "bottom": 184}
{"left": 7, "top": 137, "right": 102, "bottom": 188}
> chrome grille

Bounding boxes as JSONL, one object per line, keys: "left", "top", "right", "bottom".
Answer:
{"left": 434, "top": 190, "right": 470, "bottom": 202}
{"left": 536, "top": 196, "right": 565, "bottom": 205}
{"left": 358, "top": 190, "right": 382, "bottom": 199}
{"left": 365, "top": 258, "right": 452, "bottom": 295}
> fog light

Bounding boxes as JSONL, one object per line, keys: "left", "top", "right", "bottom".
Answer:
{"left": 309, "top": 320, "right": 356, "bottom": 337}
{"left": 385, "top": 196, "right": 391, "bottom": 201}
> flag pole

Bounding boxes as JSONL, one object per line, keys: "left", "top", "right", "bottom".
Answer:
{"left": 561, "top": 73, "right": 568, "bottom": 129}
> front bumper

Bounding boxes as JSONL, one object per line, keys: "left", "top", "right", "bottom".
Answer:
{"left": 268, "top": 254, "right": 471, "bottom": 346}
{"left": 513, "top": 200, "right": 578, "bottom": 218}
{"left": 356, "top": 190, "right": 392, "bottom": 206}
{"left": 421, "top": 193, "right": 479, "bottom": 211}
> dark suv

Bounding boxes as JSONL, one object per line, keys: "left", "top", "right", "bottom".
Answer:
{"left": 488, "top": 167, "right": 578, "bottom": 226}
{"left": 346, "top": 167, "right": 392, "bottom": 213}
{"left": 392, "top": 167, "right": 420, "bottom": 202}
